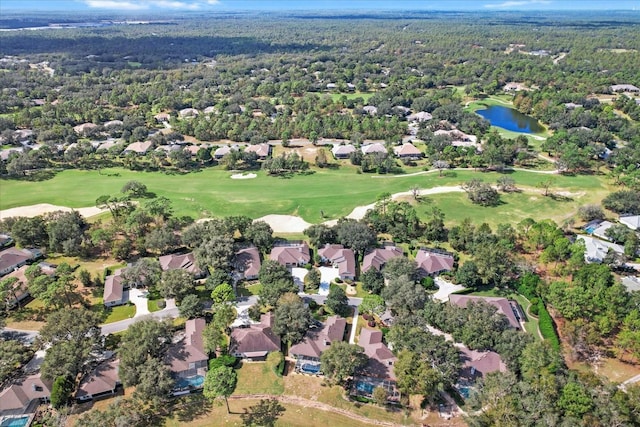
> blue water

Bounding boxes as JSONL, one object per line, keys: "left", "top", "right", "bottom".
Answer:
{"left": 301, "top": 363, "right": 320, "bottom": 374}
{"left": 476, "top": 105, "right": 544, "bottom": 134}
{"left": 1, "top": 417, "right": 30, "bottom": 427}
{"left": 356, "top": 381, "right": 375, "bottom": 394}
{"left": 585, "top": 226, "right": 597, "bottom": 234}
{"left": 458, "top": 386, "right": 471, "bottom": 399}
{"left": 175, "top": 375, "right": 204, "bottom": 389}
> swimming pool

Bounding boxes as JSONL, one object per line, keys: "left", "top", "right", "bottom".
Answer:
{"left": 458, "top": 386, "right": 471, "bottom": 399}
{"left": 0, "top": 416, "right": 31, "bottom": 427}
{"left": 175, "top": 375, "right": 204, "bottom": 389}
{"left": 584, "top": 225, "right": 597, "bottom": 234}
{"left": 300, "top": 363, "right": 321, "bottom": 374}
{"left": 355, "top": 381, "right": 375, "bottom": 394}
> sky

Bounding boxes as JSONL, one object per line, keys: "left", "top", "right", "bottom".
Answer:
{"left": 1, "top": 0, "right": 639, "bottom": 12}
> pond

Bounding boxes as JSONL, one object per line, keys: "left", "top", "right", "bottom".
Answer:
{"left": 475, "top": 105, "right": 544, "bottom": 134}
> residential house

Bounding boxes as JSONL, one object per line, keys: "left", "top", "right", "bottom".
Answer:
{"left": 166, "top": 318, "right": 208, "bottom": 386}
{"left": 96, "top": 140, "right": 118, "bottom": 152}
{"left": 289, "top": 316, "right": 346, "bottom": 360}
{"left": 154, "top": 112, "right": 171, "bottom": 123}
{"left": 0, "top": 234, "right": 13, "bottom": 248}
{"left": 503, "top": 82, "right": 529, "bottom": 92}
{"left": 459, "top": 347, "right": 507, "bottom": 380}
{"left": 393, "top": 143, "right": 422, "bottom": 160}
{"left": 331, "top": 144, "right": 356, "bottom": 159}
{"left": 361, "top": 142, "right": 387, "bottom": 155}
{"left": 591, "top": 220, "right": 614, "bottom": 240}
{"left": 449, "top": 294, "right": 522, "bottom": 329}
{"left": 564, "top": 102, "right": 583, "bottom": 110}
{"left": 611, "top": 84, "right": 640, "bottom": 93}
{"left": 362, "top": 106, "right": 378, "bottom": 116}
{"left": 621, "top": 276, "right": 640, "bottom": 293}
{"left": 179, "top": 108, "right": 199, "bottom": 118}
{"left": 317, "top": 244, "right": 356, "bottom": 280}
{"left": 245, "top": 143, "right": 271, "bottom": 159}
{"left": 103, "top": 268, "right": 127, "bottom": 307}
{"left": 75, "top": 359, "right": 121, "bottom": 402}
{"left": 361, "top": 245, "right": 403, "bottom": 273}
{"left": 620, "top": 215, "right": 640, "bottom": 231}
{"left": 123, "top": 140, "right": 153, "bottom": 155}
{"left": 357, "top": 328, "right": 396, "bottom": 380}
{"left": 213, "top": 145, "right": 237, "bottom": 160}
{"left": 234, "top": 246, "right": 261, "bottom": 280}
{"left": 0, "top": 247, "right": 35, "bottom": 277}
{"left": 0, "top": 148, "right": 22, "bottom": 162}
{"left": 230, "top": 312, "right": 281, "bottom": 360}
{"left": 73, "top": 122, "right": 98, "bottom": 135}
{"left": 270, "top": 242, "right": 311, "bottom": 268}
{"left": 159, "top": 252, "right": 205, "bottom": 278}
{"left": 415, "top": 248, "right": 454, "bottom": 277}
{"left": 4, "top": 263, "right": 56, "bottom": 308}
{"left": 203, "top": 106, "right": 217, "bottom": 115}
{"left": 326, "top": 83, "right": 337, "bottom": 90}
{"left": 577, "top": 235, "right": 625, "bottom": 263}
{"left": 0, "top": 373, "right": 51, "bottom": 416}
{"left": 407, "top": 111, "right": 433, "bottom": 122}
{"left": 103, "top": 120, "right": 123, "bottom": 129}
{"left": 393, "top": 106, "right": 411, "bottom": 116}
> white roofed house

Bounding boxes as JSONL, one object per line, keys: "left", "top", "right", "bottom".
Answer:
{"left": 576, "top": 235, "right": 625, "bottom": 263}
{"left": 123, "top": 140, "right": 153, "bottom": 155}
{"left": 179, "top": 108, "right": 199, "bottom": 118}
{"left": 245, "top": 143, "right": 271, "bottom": 159}
{"left": 361, "top": 142, "right": 387, "bottom": 155}
{"left": 408, "top": 111, "right": 433, "bottom": 122}
{"left": 610, "top": 84, "right": 640, "bottom": 93}
{"left": 620, "top": 215, "right": 640, "bottom": 231}
{"left": 73, "top": 122, "right": 99, "bottom": 136}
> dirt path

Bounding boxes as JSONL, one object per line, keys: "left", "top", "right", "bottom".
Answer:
{"left": 229, "top": 394, "right": 409, "bottom": 426}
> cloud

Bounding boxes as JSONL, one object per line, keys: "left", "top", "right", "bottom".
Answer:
{"left": 484, "top": 0, "right": 551, "bottom": 8}
{"left": 83, "top": 0, "right": 221, "bottom": 10}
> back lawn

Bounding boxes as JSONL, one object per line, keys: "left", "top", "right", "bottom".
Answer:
{"left": 233, "top": 361, "right": 284, "bottom": 395}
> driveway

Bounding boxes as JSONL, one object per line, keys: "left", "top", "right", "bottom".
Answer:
{"left": 318, "top": 267, "right": 340, "bottom": 296}
{"left": 129, "top": 288, "right": 150, "bottom": 317}
{"left": 291, "top": 268, "right": 308, "bottom": 292}
{"left": 432, "top": 277, "right": 465, "bottom": 302}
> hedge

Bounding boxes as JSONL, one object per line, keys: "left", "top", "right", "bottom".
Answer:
{"left": 537, "top": 302, "right": 560, "bottom": 350}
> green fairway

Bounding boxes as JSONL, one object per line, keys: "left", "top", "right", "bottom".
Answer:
{"left": 0, "top": 167, "right": 612, "bottom": 224}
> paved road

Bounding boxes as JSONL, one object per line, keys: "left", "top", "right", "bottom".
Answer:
{"left": 0, "top": 327, "right": 39, "bottom": 344}
{"left": 100, "top": 306, "right": 179, "bottom": 335}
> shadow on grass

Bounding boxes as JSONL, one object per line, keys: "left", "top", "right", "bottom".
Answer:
{"left": 170, "top": 393, "right": 213, "bottom": 422}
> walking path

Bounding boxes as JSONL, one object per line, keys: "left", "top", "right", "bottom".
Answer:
{"left": 349, "top": 306, "right": 359, "bottom": 344}
{"left": 229, "top": 394, "right": 406, "bottom": 427}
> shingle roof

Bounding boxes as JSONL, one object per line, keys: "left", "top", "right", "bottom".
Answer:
{"left": 230, "top": 313, "right": 281, "bottom": 356}
{"left": 415, "top": 249, "right": 454, "bottom": 276}
{"left": 76, "top": 359, "right": 120, "bottom": 399}
{"left": 318, "top": 244, "right": 356, "bottom": 278}
{"left": 620, "top": 215, "right": 640, "bottom": 231}
{"left": 361, "top": 143, "right": 387, "bottom": 155}
{"left": 166, "top": 318, "right": 208, "bottom": 373}
{"left": 159, "top": 252, "right": 202, "bottom": 276}
{"left": 270, "top": 243, "right": 310, "bottom": 266}
{"left": 393, "top": 143, "right": 422, "bottom": 157}
{"left": 361, "top": 245, "right": 403, "bottom": 273}
{"left": 449, "top": 294, "right": 520, "bottom": 329}
{"left": 358, "top": 328, "right": 396, "bottom": 380}
{"left": 103, "top": 269, "right": 125, "bottom": 304}
{"left": 459, "top": 347, "right": 507, "bottom": 377}
{"left": 235, "top": 247, "right": 261, "bottom": 279}
{"left": 289, "top": 316, "right": 346, "bottom": 359}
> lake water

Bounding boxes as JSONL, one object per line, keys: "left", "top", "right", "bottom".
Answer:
{"left": 475, "top": 105, "right": 544, "bottom": 134}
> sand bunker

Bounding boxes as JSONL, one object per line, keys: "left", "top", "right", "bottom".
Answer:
{"left": 0, "top": 204, "right": 108, "bottom": 220}
{"left": 254, "top": 214, "right": 313, "bottom": 234}
{"left": 230, "top": 173, "right": 257, "bottom": 179}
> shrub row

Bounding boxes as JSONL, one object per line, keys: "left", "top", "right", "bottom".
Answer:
{"left": 537, "top": 302, "right": 560, "bottom": 350}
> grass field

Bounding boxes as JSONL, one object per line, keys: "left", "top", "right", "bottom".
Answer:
{"left": 233, "top": 361, "right": 284, "bottom": 395}
{"left": 103, "top": 303, "right": 136, "bottom": 323}
{"left": 327, "top": 92, "right": 375, "bottom": 102}
{"left": 0, "top": 166, "right": 613, "bottom": 226}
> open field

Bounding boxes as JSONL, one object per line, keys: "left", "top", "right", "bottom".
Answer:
{"left": 0, "top": 167, "right": 613, "bottom": 226}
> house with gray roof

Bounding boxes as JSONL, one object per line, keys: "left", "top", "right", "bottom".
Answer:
{"left": 361, "top": 142, "right": 387, "bottom": 155}
{"left": 611, "top": 84, "right": 640, "bottom": 93}
{"left": 621, "top": 276, "right": 640, "bottom": 293}
{"left": 331, "top": 144, "right": 356, "bottom": 159}
{"left": 123, "top": 140, "right": 153, "bottom": 155}
{"left": 576, "top": 235, "right": 624, "bottom": 263}
{"left": 0, "top": 247, "right": 35, "bottom": 277}
{"left": 620, "top": 215, "right": 640, "bottom": 231}
{"left": 0, "top": 373, "right": 51, "bottom": 417}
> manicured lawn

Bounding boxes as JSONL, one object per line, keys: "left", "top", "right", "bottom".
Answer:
{"left": 284, "top": 374, "right": 416, "bottom": 425}
{"left": 236, "top": 282, "right": 262, "bottom": 297}
{"left": 163, "top": 397, "right": 378, "bottom": 427}
{"left": 233, "top": 361, "right": 284, "bottom": 395}
{"left": 0, "top": 166, "right": 612, "bottom": 225}
{"left": 103, "top": 303, "right": 136, "bottom": 323}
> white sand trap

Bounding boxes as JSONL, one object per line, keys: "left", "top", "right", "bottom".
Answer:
{"left": 0, "top": 203, "right": 108, "bottom": 220}
{"left": 255, "top": 214, "right": 313, "bottom": 233}
{"left": 230, "top": 173, "right": 257, "bottom": 179}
